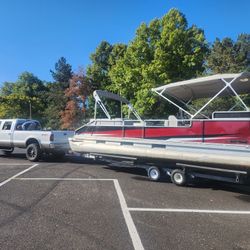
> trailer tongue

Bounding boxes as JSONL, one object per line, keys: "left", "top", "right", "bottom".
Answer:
{"left": 69, "top": 72, "right": 250, "bottom": 185}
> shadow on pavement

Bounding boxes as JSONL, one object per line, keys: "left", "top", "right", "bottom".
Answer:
{"left": 1, "top": 151, "right": 250, "bottom": 196}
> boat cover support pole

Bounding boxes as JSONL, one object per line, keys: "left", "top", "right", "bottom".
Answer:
{"left": 168, "top": 93, "right": 209, "bottom": 119}
{"left": 152, "top": 89, "right": 193, "bottom": 117}
{"left": 191, "top": 77, "right": 238, "bottom": 119}
{"left": 94, "top": 101, "right": 97, "bottom": 120}
{"left": 221, "top": 78, "right": 249, "bottom": 111}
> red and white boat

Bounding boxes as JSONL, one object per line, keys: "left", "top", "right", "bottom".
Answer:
{"left": 69, "top": 72, "right": 250, "bottom": 185}
{"left": 74, "top": 72, "right": 250, "bottom": 145}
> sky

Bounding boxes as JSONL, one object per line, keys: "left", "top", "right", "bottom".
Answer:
{"left": 0, "top": 0, "right": 249, "bottom": 84}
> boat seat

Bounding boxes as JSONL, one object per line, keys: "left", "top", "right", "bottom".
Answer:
{"left": 168, "top": 115, "right": 178, "bottom": 127}
{"left": 164, "top": 120, "right": 169, "bottom": 127}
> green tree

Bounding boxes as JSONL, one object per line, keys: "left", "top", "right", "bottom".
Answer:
{"left": 43, "top": 82, "right": 66, "bottom": 129}
{"left": 0, "top": 72, "right": 46, "bottom": 121}
{"left": 44, "top": 57, "right": 73, "bottom": 129}
{"left": 50, "top": 57, "right": 73, "bottom": 88}
{"left": 0, "top": 82, "right": 14, "bottom": 96}
{"left": 109, "top": 9, "right": 208, "bottom": 117}
{"left": 87, "top": 41, "right": 113, "bottom": 90}
{"left": 207, "top": 34, "right": 250, "bottom": 73}
{"left": 1, "top": 72, "right": 46, "bottom": 98}
{"left": 15, "top": 72, "right": 45, "bottom": 95}
{"left": 192, "top": 34, "right": 250, "bottom": 115}
{"left": 87, "top": 41, "right": 127, "bottom": 90}
{"left": 86, "top": 41, "right": 127, "bottom": 117}
{"left": 0, "top": 94, "right": 41, "bottom": 119}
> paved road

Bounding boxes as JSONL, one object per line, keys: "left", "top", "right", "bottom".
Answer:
{"left": 0, "top": 149, "right": 250, "bottom": 250}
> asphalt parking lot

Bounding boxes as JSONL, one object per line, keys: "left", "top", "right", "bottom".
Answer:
{"left": 0, "top": 150, "right": 250, "bottom": 250}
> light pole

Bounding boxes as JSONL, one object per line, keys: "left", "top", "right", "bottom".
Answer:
{"left": 29, "top": 100, "right": 32, "bottom": 119}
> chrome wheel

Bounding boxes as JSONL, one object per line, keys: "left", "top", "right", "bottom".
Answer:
{"left": 148, "top": 167, "right": 161, "bottom": 181}
{"left": 173, "top": 172, "right": 183, "bottom": 184}
{"left": 171, "top": 169, "right": 186, "bottom": 186}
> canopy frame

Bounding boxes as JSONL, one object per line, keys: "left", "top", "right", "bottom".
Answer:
{"left": 93, "top": 90, "right": 142, "bottom": 121}
{"left": 152, "top": 73, "right": 250, "bottom": 119}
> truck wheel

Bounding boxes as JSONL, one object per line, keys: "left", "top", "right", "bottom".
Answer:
{"left": 148, "top": 167, "right": 161, "bottom": 181}
{"left": 2, "top": 148, "right": 14, "bottom": 155}
{"left": 171, "top": 169, "right": 186, "bottom": 186}
{"left": 26, "top": 143, "right": 41, "bottom": 162}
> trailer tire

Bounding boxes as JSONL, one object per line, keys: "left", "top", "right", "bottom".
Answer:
{"left": 171, "top": 169, "right": 186, "bottom": 186}
{"left": 26, "top": 143, "right": 41, "bottom": 162}
{"left": 148, "top": 167, "right": 161, "bottom": 181}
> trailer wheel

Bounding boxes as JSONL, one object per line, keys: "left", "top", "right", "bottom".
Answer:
{"left": 26, "top": 143, "right": 41, "bottom": 162}
{"left": 171, "top": 169, "right": 186, "bottom": 186}
{"left": 148, "top": 167, "right": 161, "bottom": 181}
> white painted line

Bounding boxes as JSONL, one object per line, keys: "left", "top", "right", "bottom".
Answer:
{"left": 15, "top": 178, "right": 115, "bottom": 181}
{"left": 113, "top": 180, "right": 144, "bottom": 250}
{"left": 13, "top": 178, "right": 250, "bottom": 216}
{"left": 15, "top": 177, "right": 144, "bottom": 249}
{"left": 129, "top": 208, "right": 250, "bottom": 215}
{"left": 0, "top": 164, "right": 39, "bottom": 188}
{"left": 0, "top": 163, "right": 32, "bottom": 165}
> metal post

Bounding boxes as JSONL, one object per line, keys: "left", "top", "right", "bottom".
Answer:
{"left": 221, "top": 78, "right": 249, "bottom": 111}
{"left": 191, "top": 77, "right": 238, "bottom": 119}
{"left": 94, "top": 101, "right": 97, "bottom": 120}
{"left": 29, "top": 100, "right": 32, "bottom": 119}
{"left": 153, "top": 90, "right": 193, "bottom": 117}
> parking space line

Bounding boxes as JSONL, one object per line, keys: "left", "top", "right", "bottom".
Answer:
{"left": 0, "top": 163, "right": 32, "bottom": 165}
{"left": 0, "top": 164, "right": 39, "bottom": 188}
{"left": 15, "top": 178, "right": 115, "bottom": 181}
{"left": 13, "top": 177, "right": 144, "bottom": 250}
{"left": 129, "top": 208, "right": 250, "bottom": 214}
{"left": 113, "top": 180, "right": 144, "bottom": 250}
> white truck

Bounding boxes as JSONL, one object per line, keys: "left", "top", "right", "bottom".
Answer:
{"left": 0, "top": 119, "right": 74, "bottom": 161}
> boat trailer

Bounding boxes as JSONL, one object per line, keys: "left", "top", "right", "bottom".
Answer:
{"left": 70, "top": 136, "right": 250, "bottom": 186}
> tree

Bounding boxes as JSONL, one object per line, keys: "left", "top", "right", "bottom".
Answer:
{"left": 50, "top": 57, "right": 73, "bottom": 88}
{"left": 207, "top": 34, "right": 250, "bottom": 73}
{"left": 0, "top": 82, "right": 14, "bottom": 96}
{"left": 109, "top": 9, "right": 208, "bottom": 117}
{"left": 1, "top": 72, "right": 45, "bottom": 98}
{"left": 87, "top": 41, "right": 113, "bottom": 90}
{"left": 235, "top": 34, "right": 250, "bottom": 72}
{"left": 0, "top": 72, "right": 46, "bottom": 121}
{"left": 192, "top": 34, "right": 250, "bottom": 115}
{"left": 43, "top": 82, "right": 67, "bottom": 129}
{"left": 61, "top": 70, "right": 91, "bottom": 129}
{"left": 0, "top": 95, "right": 41, "bottom": 119}
{"left": 86, "top": 41, "right": 127, "bottom": 118}
{"left": 44, "top": 57, "right": 73, "bottom": 129}
{"left": 87, "top": 41, "right": 127, "bottom": 90}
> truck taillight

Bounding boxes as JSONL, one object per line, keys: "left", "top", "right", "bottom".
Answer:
{"left": 50, "top": 134, "right": 54, "bottom": 141}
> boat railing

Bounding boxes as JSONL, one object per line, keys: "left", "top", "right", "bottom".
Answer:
{"left": 90, "top": 118, "right": 193, "bottom": 128}
{"left": 144, "top": 118, "right": 192, "bottom": 127}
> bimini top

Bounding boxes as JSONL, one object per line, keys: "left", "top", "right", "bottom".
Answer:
{"left": 93, "top": 90, "right": 141, "bottom": 120}
{"left": 94, "top": 90, "right": 131, "bottom": 105}
{"left": 152, "top": 72, "right": 250, "bottom": 102}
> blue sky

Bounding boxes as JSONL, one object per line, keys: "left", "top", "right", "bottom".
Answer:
{"left": 0, "top": 0, "right": 249, "bottom": 84}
